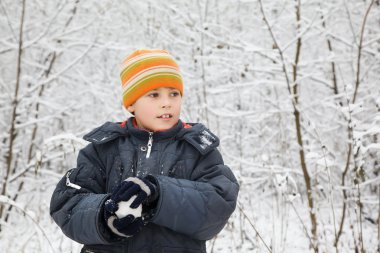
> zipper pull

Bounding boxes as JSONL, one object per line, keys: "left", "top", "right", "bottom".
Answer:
{"left": 66, "top": 170, "right": 82, "bottom": 190}
{"left": 146, "top": 132, "right": 153, "bottom": 158}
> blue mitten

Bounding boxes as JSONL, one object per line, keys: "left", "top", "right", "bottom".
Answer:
{"left": 104, "top": 177, "right": 157, "bottom": 237}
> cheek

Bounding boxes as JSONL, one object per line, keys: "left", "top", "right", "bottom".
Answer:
{"left": 176, "top": 100, "right": 182, "bottom": 111}
{"left": 136, "top": 107, "right": 153, "bottom": 117}
{"left": 173, "top": 103, "right": 182, "bottom": 117}
{"left": 132, "top": 104, "right": 147, "bottom": 117}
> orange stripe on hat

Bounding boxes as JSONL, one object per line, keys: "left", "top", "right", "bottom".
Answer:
{"left": 120, "top": 49, "right": 183, "bottom": 108}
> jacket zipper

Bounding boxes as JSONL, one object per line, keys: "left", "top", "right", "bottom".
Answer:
{"left": 146, "top": 132, "right": 153, "bottom": 158}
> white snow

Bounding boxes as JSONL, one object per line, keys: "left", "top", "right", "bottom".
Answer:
{"left": 0, "top": 0, "right": 379, "bottom": 252}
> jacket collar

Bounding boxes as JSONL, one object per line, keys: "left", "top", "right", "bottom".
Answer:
{"left": 83, "top": 118, "right": 219, "bottom": 155}
{"left": 83, "top": 118, "right": 185, "bottom": 144}
{"left": 126, "top": 117, "right": 183, "bottom": 142}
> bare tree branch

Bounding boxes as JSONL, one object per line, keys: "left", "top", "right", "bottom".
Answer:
{"left": 0, "top": 0, "right": 26, "bottom": 222}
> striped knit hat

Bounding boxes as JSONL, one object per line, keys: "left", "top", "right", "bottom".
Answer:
{"left": 120, "top": 49, "right": 183, "bottom": 108}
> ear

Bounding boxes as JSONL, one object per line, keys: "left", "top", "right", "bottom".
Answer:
{"left": 127, "top": 105, "right": 135, "bottom": 113}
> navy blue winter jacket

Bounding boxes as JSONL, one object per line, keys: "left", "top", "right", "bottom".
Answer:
{"left": 50, "top": 118, "right": 239, "bottom": 253}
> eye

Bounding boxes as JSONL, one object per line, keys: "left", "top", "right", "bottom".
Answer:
{"left": 170, "top": 91, "right": 180, "bottom": 97}
{"left": 148, "top": 92, "right": 159, "bottom": 98}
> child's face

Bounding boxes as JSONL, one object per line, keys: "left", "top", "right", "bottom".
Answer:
{"left": 127, "top": 87, "right": 182, "bottom": 132}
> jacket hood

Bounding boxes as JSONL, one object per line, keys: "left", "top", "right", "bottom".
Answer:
{"left": 176, "top": 123, "right": 219, "bottom": 155}
{"left": 83, "top": 121, "right": 128, "bottom": 144}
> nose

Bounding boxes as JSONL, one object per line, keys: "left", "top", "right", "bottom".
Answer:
{"left": 161, "top": 96, "right": 171, "bottom": 108}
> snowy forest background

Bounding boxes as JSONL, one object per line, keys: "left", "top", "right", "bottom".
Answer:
{"left": 1, "top": 0, "right": 380, "bottom": 252}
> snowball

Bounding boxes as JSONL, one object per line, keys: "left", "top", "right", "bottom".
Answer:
{"left": 115, "top": 195, "right": 142, "bottom": 219}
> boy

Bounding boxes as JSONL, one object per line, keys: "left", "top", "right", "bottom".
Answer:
{"left": 50, "top": 49, "right": 239, "bottom": 253}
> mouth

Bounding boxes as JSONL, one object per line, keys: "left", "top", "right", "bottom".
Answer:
{"left": 157, "top": 114, "right": 173, "bottom": 119}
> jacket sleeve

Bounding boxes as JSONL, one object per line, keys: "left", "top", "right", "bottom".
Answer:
{"left": 150, "top": 149, "right": 239, "bottom": 240}
{"left": 49, "top": 143, "right": 113, "bottom": 245}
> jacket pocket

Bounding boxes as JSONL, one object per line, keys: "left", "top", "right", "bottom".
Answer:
{"left": 81, "top": 244, "right": 124, "bottom": 253}
{"left": 80, "top": 246, "right": 99, "bottom": 253}
{"left": 160, "top": 246, "right": 203, "bottom": 253}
